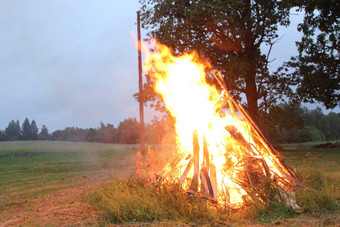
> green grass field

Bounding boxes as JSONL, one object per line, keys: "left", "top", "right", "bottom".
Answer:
{"left": 0, "top": 141, "right": 339, "bottom": 226}
{"left": 0, "top": 141, "right": 138, "bottom": 194}
{"left": 0, "top": 141, "right": 138, "bottom": 225}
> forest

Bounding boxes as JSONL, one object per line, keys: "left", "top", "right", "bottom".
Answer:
{"left": 0, "top": 103, "right": 339, "bottom": 145}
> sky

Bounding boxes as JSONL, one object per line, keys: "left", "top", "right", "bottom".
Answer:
{"left": 0, "top": 1, "right": 338, "bottom": 132}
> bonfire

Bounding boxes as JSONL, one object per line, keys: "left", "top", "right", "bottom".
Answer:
{"left": 141, "top": 40, "right": 302, "bottom": 210}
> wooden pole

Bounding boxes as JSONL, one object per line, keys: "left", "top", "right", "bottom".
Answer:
{"left": 137, "top": 11, "right": 145, "bottom": 157}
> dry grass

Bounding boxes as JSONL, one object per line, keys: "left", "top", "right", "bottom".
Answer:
{"left": 0, "top": 141, "right": 137, "bottom": 226}
{"left": 0, "top": 141, "right": 339, "bottom": 226}
{"left": 88, "top": 146, "right": 340, "bottom": 225}
{"left": 87, "top": 178, "right": 218, "bottom": 224}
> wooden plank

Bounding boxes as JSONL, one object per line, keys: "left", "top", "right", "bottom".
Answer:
{"left": 209, "top": 163, "right": 218, "bottom": 199}
{"left": 189, "top": 131, "right": 200, "bottom": 191}
{"left": 200, "top": 167, "right": 214, "bottom": 197}
{"left": 200, "top": 169, "right": 209, "bottom": 196}
{"left": 179, "top": 158, "right": 193, "bottom": 186}
{"left": 203, "top": 136, "right": 209, "bottom": 170}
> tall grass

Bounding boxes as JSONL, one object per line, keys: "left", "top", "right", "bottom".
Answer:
{"left": 87, "top": 178, "right": 218, "bottom": 224}
{"left": 88, "top": 148, "right": 340, "bottom": 225}
{"left": 284, "top": 149, "right": 340, "bottom": 212}
{"left": 88, "top": 173, "right": 339, "bottom": 225}
{"left": 296, "top": 171, "right": 338, "bottom": 212}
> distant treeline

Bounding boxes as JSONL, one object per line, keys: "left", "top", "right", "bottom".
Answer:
{"left": 0, "top": 105, "right": 339, "bottom": 144}
{"left": 259, "top": 104, "right": 340, "bottom": 144}
{"left": 0, "top": 117, "right": 173, "bottom": 144}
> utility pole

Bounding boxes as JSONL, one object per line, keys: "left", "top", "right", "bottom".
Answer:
{"left": 137, "top": 11, "right": 145, "bottom": 157}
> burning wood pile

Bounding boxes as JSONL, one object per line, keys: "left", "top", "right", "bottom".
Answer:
{"left": 143, "top": 40, "right": 302, "bottom": 210}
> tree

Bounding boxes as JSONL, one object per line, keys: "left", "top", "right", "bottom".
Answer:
{"left": 117, "top": 118, "right": 140, "bottom": 144}
{"left": 325, "top": 112, "right": 340, "bottom": 140}
{"left": 0, "top": 130, "right": 5, "bottom": 141}
{"left": 98, "top": 122, "right": 117, "bottom": 143}
{"left": 30, "top": 120, "right": 39, "bottom": 140}
{"left": 51, "top": 130, "right": 63, "bottom": 141}
{"left": 145, "top": 116, "right": 176, "bottom": 144}
{"left": 86, "top": 128, "right": 98, "bottom": 142}
{"left": 281, "top": 0, "right": 339, "bottom": 108}
{"left": 140, "top": 0, "right": 293, "bottom": 120}
{"left": 4, "top": 120, "right": 21, "bottom": 141}
{"left": 303, "top": 108, "right": 330, "bottom": 139}
{"left": 258, "top": 101, "right": 304, "bottom": 143}
{"left": 50, "top": 127, "right": 86, "bottom": 142}
{"left": 39, "top": 124, "right": 49, "bottom": 140}
{"left": 22, "top": 118, "right": 31, "bottom": 140}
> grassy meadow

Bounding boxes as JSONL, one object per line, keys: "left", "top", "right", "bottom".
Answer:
{"left": 0, "top": 140, "right": 339, "bottom": 226}
{"left": 0, "top": 141, "right": 138, "bottom": 226}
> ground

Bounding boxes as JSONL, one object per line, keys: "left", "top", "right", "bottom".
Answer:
{"left": 0, "top": 141, "right": 136, "bottom": 226}
{"left": 0, "top": 141, "right": 339, "bottom": 226}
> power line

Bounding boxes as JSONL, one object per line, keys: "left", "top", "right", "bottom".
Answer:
{"left": 0, "top": 20, "right": 135, "bottom": 85}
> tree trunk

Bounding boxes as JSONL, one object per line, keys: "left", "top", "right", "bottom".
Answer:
{"left": 243, "top": 0, "right": 258, "bottom": 122}
{"left": 245, "top": 47, "right": 258, "bottom": 122}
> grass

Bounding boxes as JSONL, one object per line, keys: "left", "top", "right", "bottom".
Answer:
{"left": 280, "top": 140, "right": 339, "bottom": 150}
{"left": 88, "top": 143, "right": 340, "bottom": 225}
{"left": 282, "top": 148, "right": 340, "bottom": 215}
{"left": 0, "top": 140, "right": 339, "bottom": 226}
{"left": 0, "top": 141, "right": 134, "bottom": 193}
{"left": 87, "top": 178, "right": 219, "bottom": 224}
{"left": 282, "top": 149, "right": 340, "bottom": 178}
{"left": 0, "top": 140, "right": 138, "bottom": 225}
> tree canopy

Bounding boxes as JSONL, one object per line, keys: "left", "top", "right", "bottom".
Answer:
{"left": 140, "top": 0, "right": 339, "bottom": 120}
{"left": 140, "top": 0, "right": 294, "bottom": 120}
{"left": 279, "top": 0, "right": 339, "bottom": 108}
{"left": 4, "top": 120, "right": 21, "bottom": 141}
{"left": 30, "top": 120, "right": 39, "bottom": 140}
{"left": 22, "top": 118, "right": 31, "bottom": 140}
{"left": 39, "top": 125, "right": 49, "bottom": 140}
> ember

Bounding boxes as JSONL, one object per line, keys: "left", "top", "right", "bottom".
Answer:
{"left": 143, "top": 40, "right": 301, "bottom": 209}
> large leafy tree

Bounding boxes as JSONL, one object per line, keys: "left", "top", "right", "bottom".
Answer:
{"left": 117, "top": 118, "right": 140, "bottom": 144}
{"left": 140, "top": 0, "right": 292, "bottom": 120}
{"left": 281, "top": 0, "right": 339, "bottom": 108}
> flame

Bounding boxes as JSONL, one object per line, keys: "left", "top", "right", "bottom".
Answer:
{"left": 143, "top": 40, "right": 298, "bottom": 208}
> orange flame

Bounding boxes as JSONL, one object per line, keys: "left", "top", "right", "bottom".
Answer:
{"left": 143, "top": 40, "right": 298, "bottom": 208}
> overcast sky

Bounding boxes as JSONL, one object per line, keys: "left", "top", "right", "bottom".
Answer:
{"left": 0, "top": 1, "right": 338, "bottom": 132}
